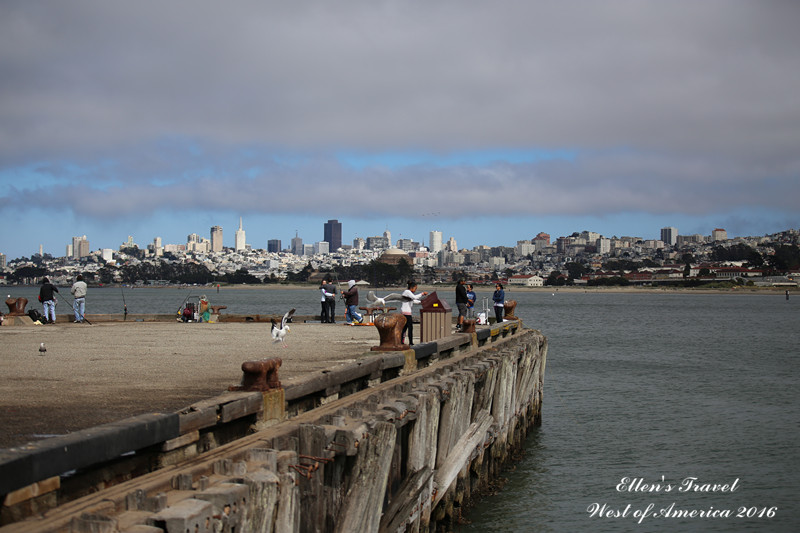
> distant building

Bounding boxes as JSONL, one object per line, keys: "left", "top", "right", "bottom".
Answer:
{"left": 712, "top": 228, "right": 728, "bottom": 242}
{"left": 396, "top": 238, "right": 415, "bottom": 251}
{"left": 149, "top": 237, "right": 163, "bottom": 257}
{"left": 210, "top": 225, "right": 223, "bottom": 252}
{"left": 508, "top": 274, "right": 544, "bottom": 287}
{"left": 534, "top": 233, "right": 550, "bottom": 250}
{"left": 291, "top": 233, "right": 303, "bottom": 255}
{"left": 314, "top": 241, "right": 330, "bottom": 255}
{"left": 353, "top": 237, "right": 365, "bottom": 251}
{"left": 72, "top": 235, "right": 90, "bottom": 259}
{"left": 516, "top": 240, "right": 535, "bottom": 257}
{"left": 660, "top": 227, "right": 678, "bottom": 246}
{"left": 429, "top": 231, "right": 443, "bottom": 253}
{"left": 366, "top": 236, "right": 390, "bottom": 250}
{"left": 556, "top": 237, "right": 572, "bottom": 254}
{"left": 235, "top": 218, "right": 246, "bottom": 252}
{"left": 377, "top": 247, "right": 411, "bottom": 266}
{"left": 677, "top": 234, "right": 706, "bottom": 246}
{"left": 267, "top": 239, "right": 281, "bottom": 253}
{"left": 324, "top": 219, "right": 342, "bottom": 251}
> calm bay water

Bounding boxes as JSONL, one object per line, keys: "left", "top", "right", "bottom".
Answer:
{"left": 458, "top": 290, "right": 799, "bottom": 533}
{"left": 5, "top": 286, "right": 798, "bottom": 531}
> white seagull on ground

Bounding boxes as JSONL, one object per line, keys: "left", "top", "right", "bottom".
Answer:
{"left": 38, "top": 342, "right": 46, "bottom": 355}
{"left": 271, "top": 308, "right": 295, "bottom": 347}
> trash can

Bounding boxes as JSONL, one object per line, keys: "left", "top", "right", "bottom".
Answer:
{"left": 420, "top": 291, "right": 452, "bottom": 343}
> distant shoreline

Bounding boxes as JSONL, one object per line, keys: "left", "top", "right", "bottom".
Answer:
{"left": 6, "top": 283, "right": 791, "bottom": 296}
{"left": 184, "top": 283, "right": 792, "bottom": 295}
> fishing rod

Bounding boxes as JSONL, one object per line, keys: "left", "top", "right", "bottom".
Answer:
{"left": 331, "top": 265, "right": 346, "bottom": 321}
{"left": 177, "top": 290, "right": 194, "bottom": 315}
{"left": 60, "top": 290, "right": 93, "bottom": 325}
{"left": 120, "top": 285, "right": 128, "bottom": 320}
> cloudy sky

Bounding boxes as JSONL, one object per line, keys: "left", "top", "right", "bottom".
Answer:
{"left": 1, "top": 1, "right": 798, "bottom": 260}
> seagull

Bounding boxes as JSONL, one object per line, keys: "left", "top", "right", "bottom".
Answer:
{"left": 271, "top": 308, "right": 296, "bottom": 347}
{"left": 366, "top": 291, "right": 410, "bottom": 310}
{"left": 38, "top": 342, "right": 46, "bottom": 355}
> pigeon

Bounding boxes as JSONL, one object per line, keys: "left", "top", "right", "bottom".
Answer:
{"left": 271, "top": 308, "right": 296, "bottom": 347}
{"left": 366, "top": 291, "right": 410, "bottom": 310}
{"left": 38, "top": 342, "right": 46, "bottom": 355}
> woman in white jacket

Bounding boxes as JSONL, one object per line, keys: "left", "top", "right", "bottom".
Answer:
{"left": 400, "top": 281, "right": 427, "bottom": 346}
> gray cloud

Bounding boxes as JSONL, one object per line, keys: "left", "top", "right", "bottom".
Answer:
{"left": 1, "top": 0, "right": 799, "bottom": 222}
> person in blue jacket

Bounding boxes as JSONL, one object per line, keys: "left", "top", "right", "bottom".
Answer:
{"left": 492, "top": 283, "right": 505, "bottom": 324}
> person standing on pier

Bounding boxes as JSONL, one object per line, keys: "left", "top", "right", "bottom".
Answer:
{"left": 492, "top": 283, "right": 505, "bottom": 324}
{"left": 342, "top": 280, "right": 363, "bottom": 325}
{"left": 401, "top": 281, "right": 427, "bottom": 346}
{"left": 320, "top": 280, "right": 333, "bottom": 323}
{"left": 39, "top": 277, "right": 59, "bottom": 324}
{"left": 466, "top": 284, "right": 476, "bottom": 318}
{"left": 326, "top": 282, "right": 337, "bottom": 323}
{"left": 455, "top": 279, "right": 469, "bottom": 330}
{"left": 70, "top": 274, "right": 88, "bottom": 323}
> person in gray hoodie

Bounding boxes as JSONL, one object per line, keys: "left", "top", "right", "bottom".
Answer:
{"left": 70, "top": 274, "right": 88, "bottom": 323}
{"left": 342, "top": 280, "right": 363, "bottom": 324}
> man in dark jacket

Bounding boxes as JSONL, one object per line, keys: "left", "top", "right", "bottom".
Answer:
{"left": 39, "top": 277, "right": 59, "bottom": 324}
{"left": 455, "top": 279, "right": 469, "bottom": 330}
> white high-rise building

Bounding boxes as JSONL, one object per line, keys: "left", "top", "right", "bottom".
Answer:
{"left": 235, "top": 217, "right": 246, "bottom": 252}
{"left": 429, "top": 230, "right": 443, "bottom": 253}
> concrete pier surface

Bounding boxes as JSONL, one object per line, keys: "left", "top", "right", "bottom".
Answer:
{"left": 0, "top": 321, "right": 379, "bottom": 449}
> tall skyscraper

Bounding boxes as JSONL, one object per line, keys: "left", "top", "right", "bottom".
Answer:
{"left": 324, "top": 219, "right": 342, "bottom": 252}
{"left": 235, "top": 218, "right": 246, "bottom": 252}
{"left": 660, "top": 227, "right": 678, "bottom": 246}
{"left": 267, "top": 239, "right": 281, "bottom": 253}
{"left": 291, "top": 232, "right": 303, "bottom": 256}
{"left": 429, "top": 231, "right": 443, "bottom": 253}
{"left": 211, "top": 225, "right": 223, "bottom": 252}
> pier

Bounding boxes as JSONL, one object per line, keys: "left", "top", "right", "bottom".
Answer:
{"left": 0, "top": 316, "right": 547, "bottom": 532}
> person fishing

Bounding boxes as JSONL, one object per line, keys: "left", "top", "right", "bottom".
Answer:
{"left": 70, "top": 274, "right": 88, "bottom": 323}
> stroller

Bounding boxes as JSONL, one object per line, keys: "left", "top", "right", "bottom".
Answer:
{"left": 476, "top": 297, "right": 491, "bottom": 325}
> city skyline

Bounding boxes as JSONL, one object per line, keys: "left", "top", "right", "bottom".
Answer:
{"left": 2, "top": 215, "right": 787, "bottom": 262}
{"left": 1, "top": 3, "right": 798, "bottom": 260}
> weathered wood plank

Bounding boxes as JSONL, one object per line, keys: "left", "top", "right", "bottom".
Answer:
{"left": 432, "top": 409, "right": 493, "bottom": 508}
{"left": 334, "top": 421, "right": 397, "bottom": 533}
